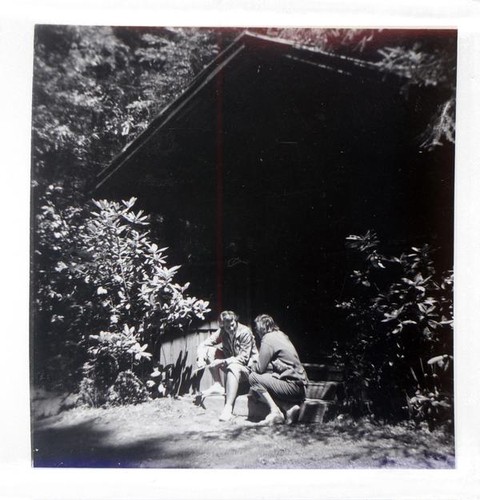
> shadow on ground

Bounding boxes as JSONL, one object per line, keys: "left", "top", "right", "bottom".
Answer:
{"left": 33, "top": 418, "right": 191, "bottom": 468}
{"left": 31, "top": 399, "right": 454, "bottom": 469}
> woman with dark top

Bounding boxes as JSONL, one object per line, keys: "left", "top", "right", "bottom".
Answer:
{"left": 249, "top": 314, "right": 308, "bottom": 425}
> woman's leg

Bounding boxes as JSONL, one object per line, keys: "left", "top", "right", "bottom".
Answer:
{"left": 254, "top": 389, "right": 285, "bottom": 423}
{"left": 200, "top": 348, "right": 225, "bottom": 396}
{"left": 249, "top": 372, "right": 304, "bottom": 424}
{"left": 277, "top": 400, "right": 302, "bottom": 425}
{"left": 219, "top": 363, "right": 249, "bottom": 421}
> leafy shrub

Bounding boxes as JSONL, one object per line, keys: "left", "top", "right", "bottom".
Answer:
{"left": 77, "top": 377, "right": 98, "bottom": 407}
{"left": 34, "top": 186, "right": 210, "bottom": 399}
{"left": 407, "top": 355, "right": 453, "bottom": 431}
{"left": 334, "top": 230, "right": 453, "bottom": 426}
{"left": 106, "top": 370, "right": 150, "bottom": 406}
{"left": 145, "top": 364, "right": 173, "bottom": 398}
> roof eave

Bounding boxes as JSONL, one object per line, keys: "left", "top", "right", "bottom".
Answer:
{"left": 93, "top": 30, "right": 404, "bottom": 193}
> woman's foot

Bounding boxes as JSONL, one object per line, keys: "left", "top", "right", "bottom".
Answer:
{"left": 258, "top": 411, "right": 285, "bottom": 425}
{"left": 285, "top": 404, "right": 301, "bottom": 425}
{"left": 219, "top": 404, "right": 233, "bottom": 422}
{"left": 202, "top": 382, "right": 225, "bottom": 397}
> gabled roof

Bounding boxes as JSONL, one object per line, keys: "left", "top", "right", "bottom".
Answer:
{"left": 94, "top": 31, "right": 401, "bottom": 192}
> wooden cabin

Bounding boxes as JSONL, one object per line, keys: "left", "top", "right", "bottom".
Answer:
{"left": 95, "top": 31, "right": 455, "bottom": 366}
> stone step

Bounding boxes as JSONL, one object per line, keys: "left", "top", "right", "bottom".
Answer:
{"left": 249, "top": 397, "right": 334, "bottom": 424}
{"left": 306, "top": 381, "right": 342, "bottom": 401}
{"left": 194, "top": 393, "right": 335, "bottom": 424}
{"left": 298, "top": 398, "right": 332, "bottom": 424}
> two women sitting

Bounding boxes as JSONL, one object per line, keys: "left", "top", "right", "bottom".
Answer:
{"left": 197, "top": 311, "right": 308, "bottom": 424}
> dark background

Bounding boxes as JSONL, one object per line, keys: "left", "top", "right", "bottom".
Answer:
{"left": 96, "top": 33, "right": 455, "bottom": 362}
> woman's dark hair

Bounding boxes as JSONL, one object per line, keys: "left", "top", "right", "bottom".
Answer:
{"left": 254, "top": 314, "right": 278, "bottom": 338}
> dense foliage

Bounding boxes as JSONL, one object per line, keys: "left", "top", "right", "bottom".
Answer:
{"left": 32, "top": 26, "right": 224, "bottom": 400}
{"left": 32, "top": 26, "right": 227, "bottom": 198}
{"left": 34, "top": 186, "right": 209, "bottom": 398}
{"left": 334, "top": 231, "right": 453, "bottom": 429}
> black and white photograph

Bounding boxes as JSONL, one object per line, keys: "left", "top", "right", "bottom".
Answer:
{"left": 30, "top": 25, "right": 456, "bottom": 468}
{"left": 2, "top": 1, "right": 480, "bottom": 498}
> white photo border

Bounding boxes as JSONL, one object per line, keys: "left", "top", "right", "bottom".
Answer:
{"left": 1, "top": 1, "right": 479, "bottom": 499}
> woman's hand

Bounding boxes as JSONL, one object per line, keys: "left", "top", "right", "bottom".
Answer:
{"left": 271, "top": 358, "right": 289, "bottom": 373}
{"left": 208, "top": 358, "right": 227, "bottom": 368}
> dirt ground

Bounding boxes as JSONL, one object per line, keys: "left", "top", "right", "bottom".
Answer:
{"left": 31, "top": 396, "right": 454, "bottom": 469}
